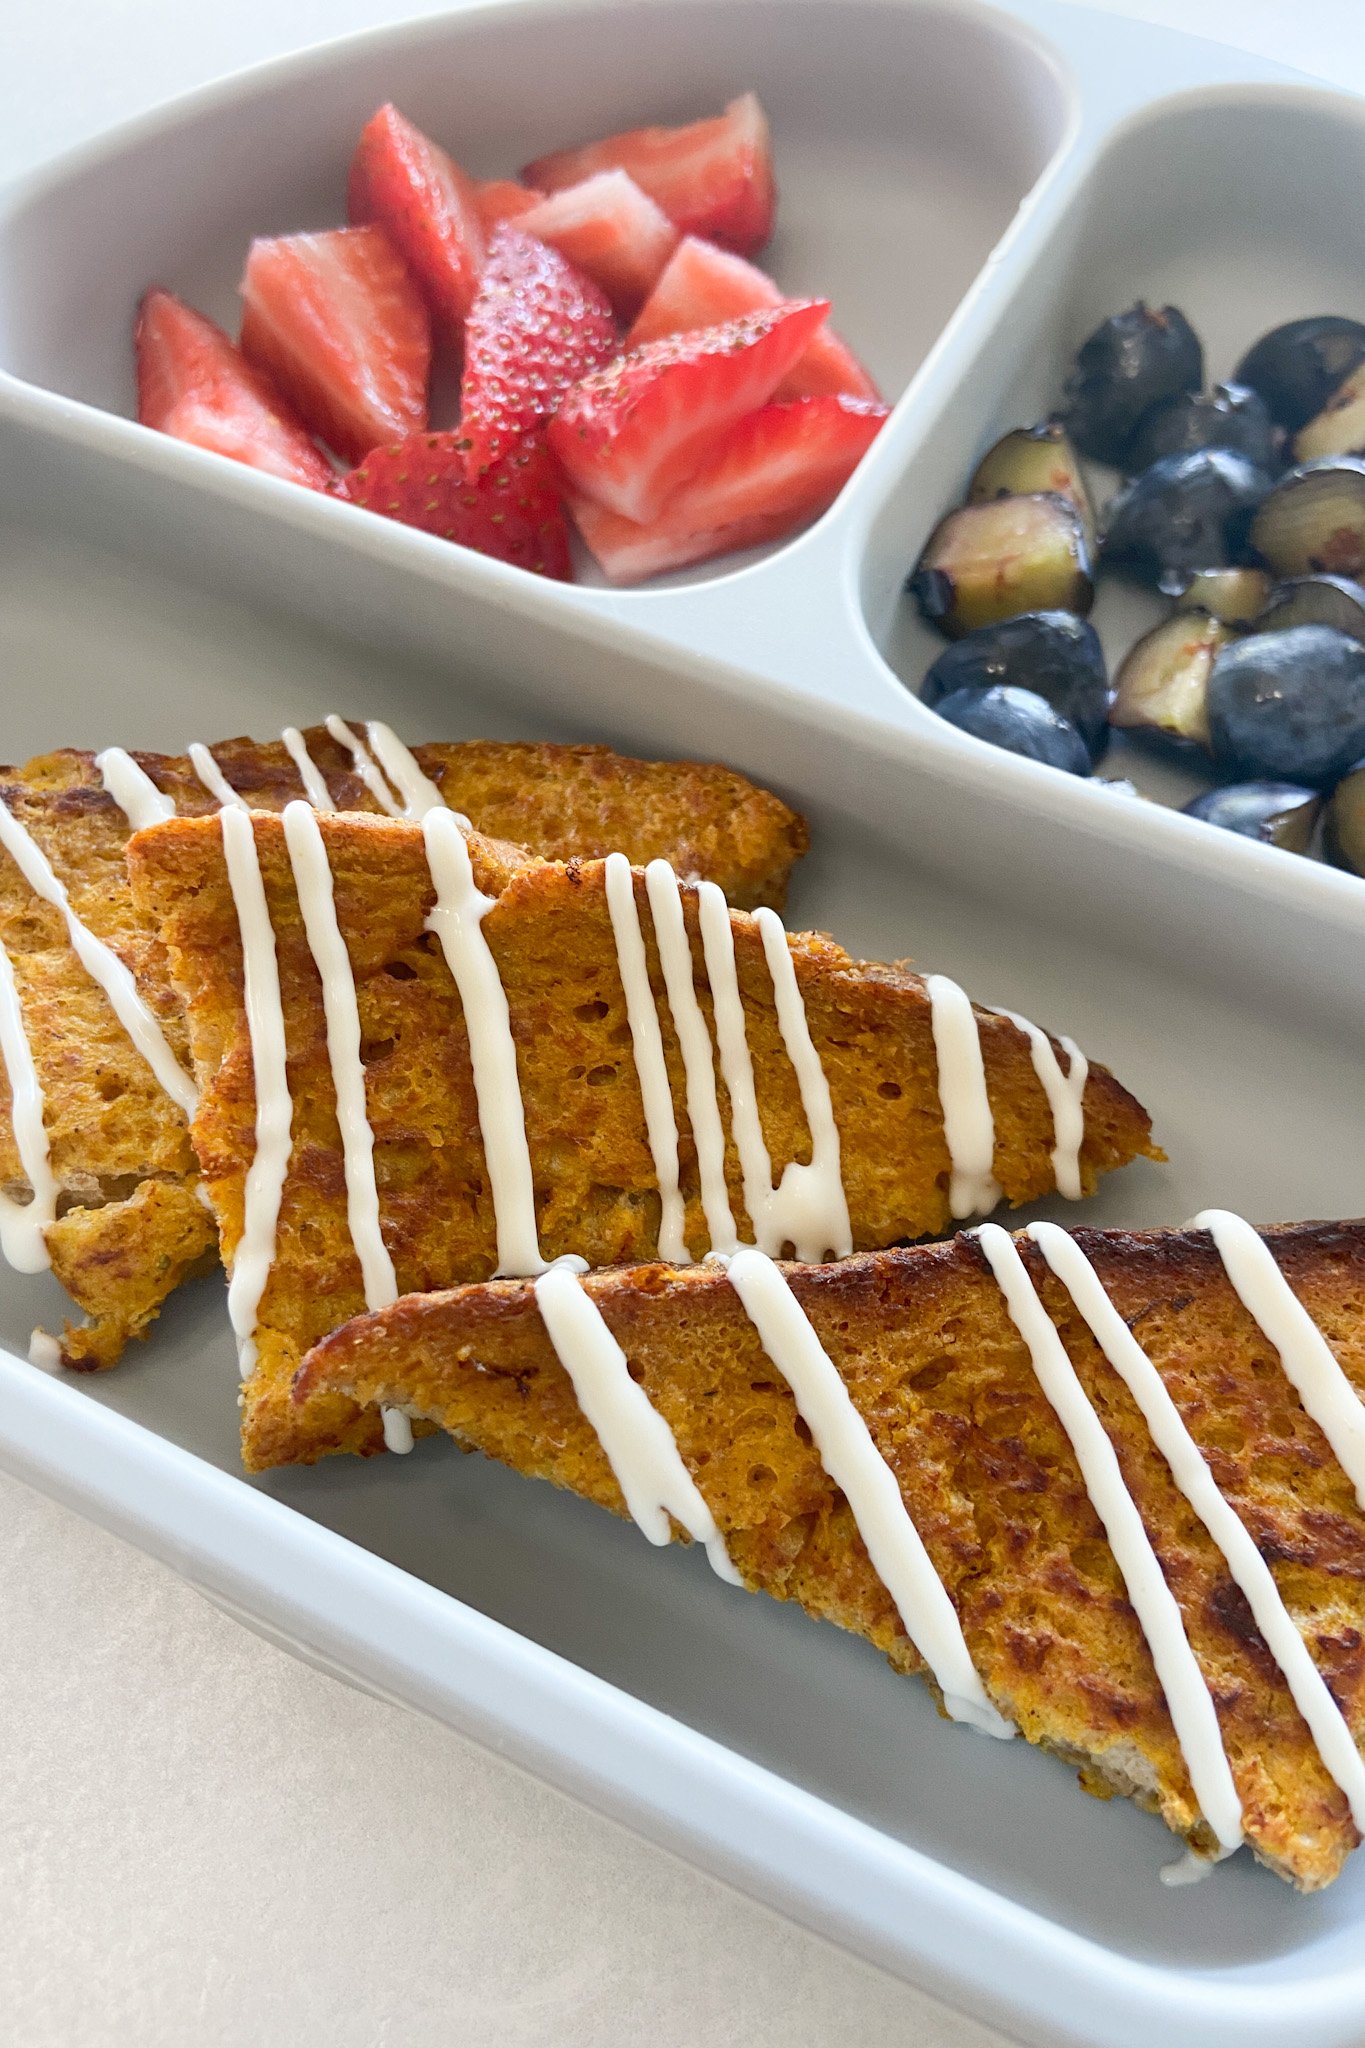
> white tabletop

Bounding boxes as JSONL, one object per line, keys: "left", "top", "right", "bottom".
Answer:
{"left": 1, "top": 4, "right": 1361, "bottom": 2044}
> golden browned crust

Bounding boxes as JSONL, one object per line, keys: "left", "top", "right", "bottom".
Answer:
{"left": 127, "top": 810, "right": 1157, "bottom": 1472}
{"left": 0, "top": 730, "right": 806, "bottom": 1365}
{"left": 296, "top": 1220, "right": 1365, "bottom": 1892}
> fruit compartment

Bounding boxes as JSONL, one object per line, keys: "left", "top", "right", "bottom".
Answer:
{"left": 0, "top": 0, "right": 1072, "bottom": 592}
{"left": 863, "top": 83, "right": 1365, "bottom": 829}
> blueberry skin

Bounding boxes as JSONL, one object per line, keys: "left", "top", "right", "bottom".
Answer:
{"left": 1236, "top": 317, "right": 1365, "bottom": 432}
{"left": 920, "top": 611, "right": 1111, "bottom": 759}
{"left": 933, "top": 684, "right": 1092, "bottom": 776}
{"left": 1102, "top": 449, "right": 1271, "bottom": 589}
{"left": 1061, "top": 303, "right": 1202, "bottom": 466}
{"left": 1126, "top": 383, "right": 1278, "bottom": 476}
{"left": 1206, "top": 625, "right": 1365, "bottom": 787}
{"left": 1182, "top": 780, "right": 1321, "bottom": 852}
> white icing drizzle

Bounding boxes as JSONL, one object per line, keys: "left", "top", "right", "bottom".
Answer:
{"left": 977, "top": 1221, "right": 1244, "bottom": 1853}
{"left": 1160, "top": 1847, "right": 1216, "bottom": 1888}
{"left": 0, "top": 795, "right": 196, "bottom": 1120}
{"left": 644, "top": 860, "right": 738, "bottom": 1255}
{"left": 604, "top": 853, "right": 689, "bottom": 1264}
{"left": 423, "top": 806, "right": 545, "bottom": 1278}
{"left": 95, "top": 748, "right": 176, "bottom": 832}
{"left": 925, "top": 975, "right": 1000, "bottom": 1219}
{"left": 535, "top": 1256, "right": 740, "bottom": 1581}
{"left": 324, "top": 715, "right": 403, "bottom": 817}
{"left": 220, "top": 807, "right": 294, "bottom": 1378}
{"left": 724, "top": 1244, "right": 1013, "bottom": 1737}
{"left": 282, "top": 802, "right": 396, "bottom": 1311}
{"left": 993, "top": 1009, "right": 1088, "bottom": 1203}
{"left": 188, "top": 741, "right": 250, "bottom": 811}
{"left": 1029, "top": 1219, "right": 1365, "bottom": 1833}
{"left": 281, "top": 727, "right": 335, "bottom": 810}
{"left": 381, "top": 1408, "right": 415, "bottom": 1455}
{"left": 364, "top": 721, "right": 449, "bottom": 820}
{"left": 0, "top": 936, "right": 58, "bottom": 1273}
{"left": 27, "top": 1327, "right": 62, "bottom": 1373}
{"left": 1197, "top": 1209, "right": 1365, "bottom": 1513}
{"left": 698, "top": 884, "right": 852, "bottom": 1263}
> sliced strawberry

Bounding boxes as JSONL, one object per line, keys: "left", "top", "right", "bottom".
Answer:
{"left": 459, "top": 225, "right": 618, "bottom": 477}
{"left": 515, "top": 171, "right": 678, "bottom": 317}
{"left": 474, "top": 179, "right": 545, "bottom": 230}
{"left": 240, "top": 226, "right": 430, "bottom": 465}
{"left": 628, "top": 236, "right": 880, "bottom": 402}
{"left": 524, "top": 93, "right": 775, "bottom": 255}
{"left": 570, "top": 394, "right": 887, "bottom": 583}
{"left": 338, "top": 430, "right": 571, "bottom": 578}
{"left": 548, "top": 298, "right": 828, "bottom": 524}
{"left": 348, "top": 104, "right": 486, "bottom": 331}
{"left": 134, "top": 289, "right": 333, "bottom": 489}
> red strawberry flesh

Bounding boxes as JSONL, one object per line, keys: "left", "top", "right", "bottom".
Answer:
{"left": 474, "top": 179, "right": 545, "bottom": 230}
{"left": 628, "top": 235, "right": 880, "bottom": 401}
{"left": 459, "top": 224, "right": 618, "bottom": 477}
{"left": 548, "top": 298, "right": 829, "bottom": 524}
{"left": 348, "top": 103, "right": 486, "bottom": 331}
{"left": 516, "top": 170, "right": 678, "bottom": 316}
{"left": 569, "top": 393, "right": 887, "bottom": 583}
{"left": 135, "top": 287, "right": 332, "bottom": 489}
{"left": 525, "top": 92, "right": 775, "bottom": 255}
{"left": 240, "top": 225, "right": 431, "bottom": 465}
{"left": 339, "top": 429, "right": 571, "bottom": 579}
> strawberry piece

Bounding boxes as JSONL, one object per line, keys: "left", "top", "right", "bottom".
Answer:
{"left": 516, "top": 171, "right": 678, "bottom": 317}
{"left": 459, "top": 225, "right": 618, "bottom": 476}
{"left": 547, "top": 298, "right": 828, "bottom": 524}
{"left": 474, "top": 179, "right": 545, "bottom": 230}
{"left": 338, "top": 430, "right": 571, "bottom": 579}
{"left": 134, "top": 289, "right": 332, "bottom": 489}
{"left": 569, "top": 394, "right": 888, "bottom": 583}
{"left": 348, "top": 103, "right": 486, "bottom": 330}
{"left": 240, "top": 225, "right": 431, "bottom": 464}
{"left": 525, "top": 93, "right": 775, "bottom": 255}
{"left": 628, "top": 235, "right": 880, "bottom": 402}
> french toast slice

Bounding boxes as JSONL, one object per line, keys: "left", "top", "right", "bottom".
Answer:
{"left": 127, "top": 810, "right": 1158, "bottom": 1471}
{"left": 295, "top": 1221, "right": 1365, "bottom": 1892}
{"left": 0, "top": 730, "right": 805, "bottom": 1366}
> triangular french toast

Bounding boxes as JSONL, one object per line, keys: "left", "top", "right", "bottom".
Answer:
{"left": 127, "top": 809, "right": 1157, "bottom": 1472}
{"left": 294, "top": 1220, "right": 1365, "bottom": 1892}
{"left": 0, "top": 727, "right": 805, "bottom": 1366}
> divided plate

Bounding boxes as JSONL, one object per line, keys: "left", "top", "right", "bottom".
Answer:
{"left": 2, "top": 5, "right": 1365, "bottom": 2044}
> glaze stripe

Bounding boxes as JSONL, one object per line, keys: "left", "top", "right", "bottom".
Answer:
{"left": 1029, "top": 1219, "right": 1365, "bottom": 1830}
{"left": 604, "top": 853, "right": 689, "bottom": 1264}
{"left": 324, "top": 716, "right": 403, "bottom": 817}
{"left": 188, "top": 742, "right": 250, "bottom": 812}
{"left": 977, "top": 1221, "right": 1244, "bottom": 1851}
{"left": 724, "top": 1245, "right": 1014, "bottom": 1737}
{"left": 0, "top": 795, "right": 197, "bottom": 1119}
{"left": 364, "top": 722, "right": 448, "bottom": 820}
{"left": 423, "top": 807, "right": 545, "bottom": 1278}
{"left": 926, "top": 975, "right": 1000, "bottom": 1220}
{"left": 96, "top": 748, "right": 176, "bottom": 832}
{"left": 1197, "top": 1208, "right": 1365, "bottom": 1512}
{"left": 535, "top": 1258, "right": 740, "bottom": 1582}
{"left": 994, "top": 1009, "right": 1088, "bottom": 1203}
{"left": 220, "top": 807, "right": 294, "bottom": 1378}
{"left": 0, "top": 938, "right": 59, "bottom": 1274}
{"left": 644, "top": 860, "right": 738, "bottom": 1255}
{"left": 281, "top": 727, "right": 335, "bottom": 810}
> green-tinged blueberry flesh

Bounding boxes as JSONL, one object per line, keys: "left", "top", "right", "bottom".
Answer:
{"left": 1250, "top": 457, "right": 1365, "bottom": 581}
{"left": 967, "top": 422, "right": 1095, "bottom": 544}
{"left": 1172, "top": 568, "right": 1272, "bottom": 623}
{"left": 1235, "top": 317, "right": 1365, "bottom": 432}
{"left": 1102, "top": 449, "right": 1270, "bottom": 589}
{"left": 920, "top": 611, "right": 1111, "bottom": 759}
{"left": 1326, "top": 765, "right": 1365, "bottom": 874}
{"left": 1060, "top": 303, "right": 1202, "bottom": 466}
{"left": 1126, "top": 383, "right": 1277, "bottom": 474}
{"left": 933, "top": 684, "right": 1092, "bottom": 775}
{"left": 907, "top": 495, "right": 1093, "bottom": 638}
{"left": 1111, "top": 611, "right": 1232, "bottom": 747}
{"left": 1206, "top": 624, "right": 1365, "bottom": 786}
{"left": 1182, "top": 781, "right": 1322, "bottom": 853}
{"left": 1257, "top": 573, "right": 1365, "bottom": 641}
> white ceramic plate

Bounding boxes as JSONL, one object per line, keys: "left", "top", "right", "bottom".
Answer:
{"left": 2, "top": 5, "right": 1365, "bottom": 2043}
